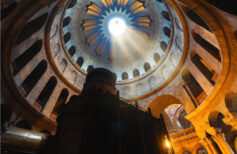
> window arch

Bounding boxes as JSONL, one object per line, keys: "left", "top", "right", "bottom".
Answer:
{"left": 53, "top": 88, "right": 69, "bottom": 115}
{"left": 12, "top": 39, "right": 42, "bottom": 75}
{"left": 68, "top": 0, "right": 77, "bottom": 8}
{"left": 122, "top": 72, "right": 128, "bottom": 80}
{"left": 76, "top": 57, "right": 84, "bottom": 67}
{"left": 181, "top": 5, "right": 211, "bottom": 32}
{"left": 21, "top": 60, "right": 47, "bottom": 97}
{"left": 36, "top": 77, "right": 57, "bottom": 110}
{"left": 87, "top": 65, "right": 94, "bottom": 72}
{"left": 191, "top": 51, "right": 216, "bottom": 85}
{"left": 63, "top": 32, "right": 71, "bottom": 43}
{"left": 144, "top": 62, "right": 151, "bottom": 72}
{"left": 133, "top": 69, "right": 140, "bottom": 78}
{"left": 15, "top": 13, "right": 48, "bottom": 45}
{"left": 192, "top": 31, "right": 221, "bottom": 62}
{"left": 154, "top": 53, "right": 160, "bottom": 63}
{"left": 1, "top": 2, "right": 17, "bottom": 20}
{"left": 182, "top": 69, "right": 207, "bottom": 105}
{"left": 160, "top": 41, "right": 168, "bottom": 52}
{"left": 162, "top": 11, "right": 170, "bottom": 21}
{"left": 68, "top": 46, "right": 76, "bottom": 57}
{"left": 63, "top": 17, "right": 71, "bottom": 27}
{"left": 163, "top": 27, "right": 171, "bottom": 38}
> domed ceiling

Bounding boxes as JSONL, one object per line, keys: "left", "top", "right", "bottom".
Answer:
{"left": 50, "top": 0, "right": 184, "bottom": 99}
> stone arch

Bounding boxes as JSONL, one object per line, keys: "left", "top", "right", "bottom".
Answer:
{"left": 36, "top": 76, "right": 57, "bottom": 110}
{"left": 15, "top": 13, "right": 48, "bottom": 45}
{"left": 21, "top": 60, "right": 47, "bottom": 97}
{"left": 208, "top": 111, "right": 236, "bottom": 151}
{"left": 53, "top": 88, "right": 69, "bottom": 115}
{"left": 173, "top": 107, "right": 192, "bottom": 130}
{"left": 192, "top": 31, "right": 221, "bottom": 62}
{"left": 148, "top": 95, "right": 182, "bottom": 117}
{"left": 1, "top": 1, "right": 17, "bottom": 20}
{"left": 122, "top": 72, "right": 128, "bottom": 80}
{"left": 12, "top": 39, "right": 42, "bottom": 75}
{"left": 180, "top": 4, "right": 211, "bottom": 32}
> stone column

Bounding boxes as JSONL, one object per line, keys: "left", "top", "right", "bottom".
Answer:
{"left": 212, "top": 133, "right": 234, "bottom": 154}
{"left": 200, "top": 138, "right": 218, "bottom": 154}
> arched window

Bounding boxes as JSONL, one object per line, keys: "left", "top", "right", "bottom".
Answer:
{"left": 12, "top": 40, "right": 42, "bottom": 75}
{"left": 53, "top": 89, "right": 69, "bottom": 115}
{"left": 154, "top": 53, "right": 160, "bottom": 63}
{"left": 36, "top": 77, "right": 57, "bottom": 110}
{"left": 163, "top": 27, "right": 171, "bottom": 38}
{"left": 15, "top": 120, "right": 32, "bottom": 130}
{"left": 160, "top": 41, "right": 168, "bottom": 52}
{"left": 87, "top": 65, "right": 94, "bottom": 72}
{"left": 1, "top": 2, "right": 17, "bottom": 20}
{"left": 15, "top": 13, "right": 48, "bottom": 45}
{"left": 191, "top": 52, "right": 215, "bottom": 85}
{"left": 76, "top": 57, "right": 84, "bottom": 67}
{"left": 181, "top": 5, "right": 211, "bottom": 32}
{"left": 182, "top": 69, "right": 207, "bottom": 105}
{"left": 21, "top": 60, "right": 47, "bottom": 97}
{"left": 144, "top": 62, "right": 151, "bottom": 72}
{"left": 122, "top": 72, "right": 128, "bottom": 80}
{"left": 192, "top": 31, "right": 221, "bottom": 62}
{"left": 68, "top": 0, "right": 77, "bottom": 8}
{"left": 63, "top": 32, "right": 71, "bottom": 43}
{"left": 68, "top": 46, "right": 76, "bottom": 57}
{"left": 133, "top": 69, "right": 140, "bottom": 78}
{"left": 63, "top": 17, "right": 71, "bottom": 27}
{"left": 162, "top": 11, "right": 170, "bottom": 21}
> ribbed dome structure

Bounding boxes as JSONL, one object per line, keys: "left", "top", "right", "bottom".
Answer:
{"left": 1, "top": 0, "right": 237, "bottom": 153}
